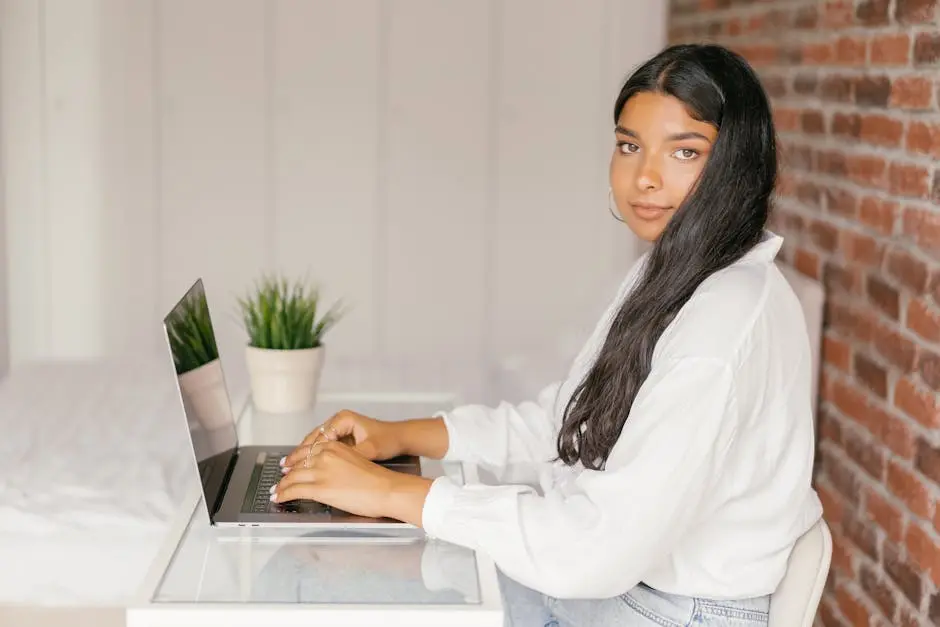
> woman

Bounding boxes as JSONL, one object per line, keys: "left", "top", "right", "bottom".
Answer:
{"left": 273, "top": 43, "right": 823, "bottom": 626}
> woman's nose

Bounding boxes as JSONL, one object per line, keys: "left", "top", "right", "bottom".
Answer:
{"left": 636, "top": 158, "right": 662, "bottom": 191}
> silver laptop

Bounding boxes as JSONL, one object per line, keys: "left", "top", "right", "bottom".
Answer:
{"left": 162, "top": 278, "right": 423, "bottom": 529}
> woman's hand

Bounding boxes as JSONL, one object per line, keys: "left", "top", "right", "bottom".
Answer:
{"left": 271, "top": 440, "right": 432, "bottom": 525}
{"left": 282, "top": 409, "right": 406, "bottom": 467}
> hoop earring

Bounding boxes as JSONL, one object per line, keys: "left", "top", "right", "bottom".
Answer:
{"left": 608, "top": 189, "right": 624, "bottom": 222}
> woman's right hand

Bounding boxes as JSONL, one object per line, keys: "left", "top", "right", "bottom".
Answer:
{"left": 281, "top": 410, "right": 406, "bottom": 469}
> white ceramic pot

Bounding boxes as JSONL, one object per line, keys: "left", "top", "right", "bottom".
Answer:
{"left": 245, "top": 345, "right": 326, "bottom": 413}
{"left": 177, "top": 358, "right": 232, "bottom": 430}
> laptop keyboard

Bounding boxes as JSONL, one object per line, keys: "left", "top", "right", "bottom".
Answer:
{"left": 248, "top": 454, "right": 332, "bottom": 514}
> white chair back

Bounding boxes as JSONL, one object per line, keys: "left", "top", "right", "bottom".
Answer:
{"left": 770, "top": 261, "right": 830, "bottom": 625}
{"left": 769, "top": 518, "right": 833, "bottom": 626}
{"left": 776, "top": 261, "right": 825, "bottom": 425}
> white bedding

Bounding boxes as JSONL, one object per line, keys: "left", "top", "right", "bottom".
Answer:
{"left": 0, "top": 360, "right": 195, "bottom": 606}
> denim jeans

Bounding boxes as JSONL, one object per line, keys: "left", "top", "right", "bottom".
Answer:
{"left": 498, "top": 569, "right": 771, "bottom": 627}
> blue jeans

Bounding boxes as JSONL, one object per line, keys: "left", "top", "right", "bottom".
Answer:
{"left": 498, "top": 569, "right": 770, "bottom": 627}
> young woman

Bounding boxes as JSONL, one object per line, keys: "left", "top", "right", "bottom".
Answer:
{"left": 273, "top": 43, "right": 823, "bottom": 626}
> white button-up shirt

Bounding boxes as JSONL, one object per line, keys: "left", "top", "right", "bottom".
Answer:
{"left": 421, "top": 231, "right": 823, "bottom": 600}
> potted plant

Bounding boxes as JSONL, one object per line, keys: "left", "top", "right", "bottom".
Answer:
{"left": 238, "top": 274, "right": 344, "bottom": 413}
{"left": 166, "top": 286, "right": 230, "bottom": 430}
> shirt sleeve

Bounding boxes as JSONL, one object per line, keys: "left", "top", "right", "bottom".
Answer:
{"left": 435, "top": 379, "right": 565, "bottom": 467}
{"left": 421, "top": 357, "right": 739, "bottom": 599}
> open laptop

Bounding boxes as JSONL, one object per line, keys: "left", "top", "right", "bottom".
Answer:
{"left": 162, "top": 278, "right": 423, "bottom": 529}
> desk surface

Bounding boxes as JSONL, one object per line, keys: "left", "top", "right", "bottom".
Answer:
{"left": 128, "top": 392, "right": 504, "bottom": 627}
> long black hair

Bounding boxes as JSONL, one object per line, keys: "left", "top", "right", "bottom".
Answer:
{"left": 556, "top": 44, "right": 777, "bottom": 470}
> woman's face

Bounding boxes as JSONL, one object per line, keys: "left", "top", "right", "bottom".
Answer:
{"left": 609, "top": 91, "right": 717, "bottom": 242}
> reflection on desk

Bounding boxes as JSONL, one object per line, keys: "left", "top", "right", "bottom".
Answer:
{"left": 249, "top": 531, "right": 480, "bottom": 604}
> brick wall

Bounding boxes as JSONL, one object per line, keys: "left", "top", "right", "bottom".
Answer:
{"left": 667, "top": 1, "right": 939, "bottom": 625}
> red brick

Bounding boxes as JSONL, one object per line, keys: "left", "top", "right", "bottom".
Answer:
{"left": 827, "top": 187, "right": 858, "bottom": 218}
{"left": 867, "top": 489, "right": 905, "bottom": 543}
{"left": 822, "top": 75, "right": 854, "bottom": 103}
{"left": 914, "top": 32, "right": 940, "bottom": 65}
{"left": 832, "top": 112, "right": 860, "bottom": 138}
{"left": 887, "top": 460, "right": 932, "bottom": 519}
{"left": 905, "top": 522, "right": 940, "bottom": 587}
{"left": 857, "top": 0, "right": 891, "bottom": 25}
{"left": 870, "top": 33, "right": 911, "bottom": 64}
{"left": 859, "top": 562, "right": 899, "bottom": 622}
{"left": 843, "top": 230, "right": 885, "bottom": 266}
{"left": 825, "top": 335, "right": 853, "bottom": 371}
{"left": 885, "top": 247, "right": 930, "bottom": 292}
{"left": 877, "top": 408, "right": 917, "bottom": 460}
{"left": 855, "top": 351, "right": 889, "bottom": 396}
{"left": 855, "top": 76, "right": 892, "bottom": 106}
{"left": 859, "top": 114, "right": 904, "bottom": 147}
{"left": 872, "top": 323, "right": 918, "bottom": 372}
{"left": 906, "top": 297, "right": 940, "bottom": 343}
{"left": 774, "top": 107, "right": 801, "bottom": 132}
{"left": 830, "top": 528, "right": 856, "bottom": 576}
{"left": 847, "top": 154, "right": 887, "bottom": 188}
{"left": 895, "top": 376, "right": 939, "bottom": 428}
{"left": 889, "top": 163, "right": 931, "bottom": 198}
{"left": 844, "top": 426, "right": 887, "bottom": 479}
{"left": 919, "top": 349, "right": 940, "bottom": 391}
{"left": 895, "top": 0, "right": 940, "bottom": 23}
{"left": 794, "top": 246, "right": 821, "bottom": 279}
{"left": 831, "top": 378, "right": 871, "bottom": 426}
{"left": 835, "top": 36, "right": 868, "bottom": 65}
{"left": 835, "top": 584, "right": 872, "bottom": 627}
{"left": 901, "top": 206, "right": 940, "bottom": 254}
{"left": 858, "top": 197, "right": 898, "bottom": 234}
{"left": 890, "top": 76, "right": 935, "bottom": 109}
{"left": 907, "top": 121, "right": 940, "bottom": 157}
{"left": 819, "top": 481, "right": 846, "bottom": 526}
{"left": 803, "top": 42, "right": 835, "bottom": 64}
{"left": 802, "top": 110, "right": 826, "bottom": 134}
{"left": 825, "top": 1, "right": 856, "bottom": 27}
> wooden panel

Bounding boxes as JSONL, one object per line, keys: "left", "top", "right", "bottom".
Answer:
{"left": 98, "top": 0, "right": 162, "bottom": 356}
{"left": 0, "top": 0, "right": 47, "bottom": 363}
{"left": 158, "top": 0, "right": 268, "bottom": 383}
{"left": 381, "top": 0, "right": 491, "bottom": 358}
{"left": 492, "top": 0, "right": 612, "bottom": 353}
{"left": 44, "top": 0, "right": 108, "bottom": 359}
{"left": 271, "top": 0, "right": 381, "bottom": 359}
{"left": 0, "top": 122, "right": 6, "bottom": 377}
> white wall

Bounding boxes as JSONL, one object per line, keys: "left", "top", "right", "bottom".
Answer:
{"left": 0, "top": 0, "right": 667, "bottom": 401}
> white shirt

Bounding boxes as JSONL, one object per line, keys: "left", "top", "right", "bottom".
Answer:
{"left": 420, "top": 231, "right": 824, "bottom": 600}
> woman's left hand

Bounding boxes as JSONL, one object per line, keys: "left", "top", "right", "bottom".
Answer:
{"left": 271, "top": 440, "right": 432, "bottom": 525}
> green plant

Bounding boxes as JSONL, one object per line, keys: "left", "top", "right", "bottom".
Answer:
{"left": 166, "top": 288, "right": 220, "bottom": 375}
{"left": 238, "top": 274, "right": 344, "bottom": 350}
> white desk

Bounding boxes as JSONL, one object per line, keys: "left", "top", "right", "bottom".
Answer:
{"left": 127, "top": 393, "right": 504, "bottom": 627}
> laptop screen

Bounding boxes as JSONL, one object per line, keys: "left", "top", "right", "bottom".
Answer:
{"left": 162, "top": 278, "right": 238, "bottom": 516}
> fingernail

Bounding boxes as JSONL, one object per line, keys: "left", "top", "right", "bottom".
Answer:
{"left": 269, "top": 493, "right": 277, "bottom": 502}
{"left": 281, "top": 466, "right": 290, "bottom": 474}
{"left": 269, "top": 484, "right": 277, "bottom": 494}
{"left": 279, "top": 456, "right": 286, "bottom": 466}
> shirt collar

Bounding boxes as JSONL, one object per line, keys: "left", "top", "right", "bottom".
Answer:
{"left": 743, "top": 230, "right": 783, "bottom": 263}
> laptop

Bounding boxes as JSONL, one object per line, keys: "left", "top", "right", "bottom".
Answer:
{"left": 162, "top": 278, "right": 424, "bottom": 529}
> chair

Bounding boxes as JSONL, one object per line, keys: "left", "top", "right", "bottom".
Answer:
{"left": 776, "top": 261, "right": 825, "bottom": 428}
{"left": 769, "top": 261, "right": 831, "bottom": 626}
{"left": 769, "top": 518, "right": 833, "bottom": 626}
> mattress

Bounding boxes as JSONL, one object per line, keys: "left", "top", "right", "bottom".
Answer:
{"left": 0, "top": 359, "right": 194, "bottom": 607}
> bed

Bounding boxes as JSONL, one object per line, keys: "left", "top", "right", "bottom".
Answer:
{"left": 0, "top": 359, "right": 197, "bottom": 626}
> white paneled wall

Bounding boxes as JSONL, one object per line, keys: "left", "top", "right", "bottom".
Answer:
{"left": 0, "top": 0, "right": 667, "bottom": 402}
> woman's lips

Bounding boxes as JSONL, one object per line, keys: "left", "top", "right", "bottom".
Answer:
{"left": 629, "top": 202, "right": 670, "bottom": 221}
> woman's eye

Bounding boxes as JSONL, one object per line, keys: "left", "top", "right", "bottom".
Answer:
{"left": 617, "top": 142, "right": 639, "bottom": 155}
{"left": 674, "top": 148, "right": 698, "bottom": 160}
